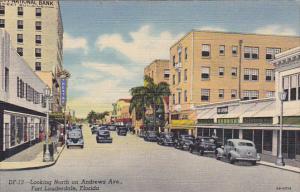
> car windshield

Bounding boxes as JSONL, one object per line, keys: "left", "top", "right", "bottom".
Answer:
{"left": 68, "top": 131, "right": 82, "bottom": 138}
{"left": 148, "top": 132, "right": 156, "bottom": 136}
{"left": 183, "top": 135, "right": 194, "bottom": 140}
{"left": 98, "top": 131, "right": 109, "bottom": 135}
{"left": 238, "top": 142, "right": 253, "bottom": 147}
{"left": 202, "top": 138, "right": 215, "bottom": 143}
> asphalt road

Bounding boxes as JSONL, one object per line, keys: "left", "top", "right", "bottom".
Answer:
{"left": 1, "top": 124, "right": 299, "bottom": 192}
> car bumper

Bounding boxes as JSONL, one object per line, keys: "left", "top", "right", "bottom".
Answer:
{"left": 235, "top": 157, "right": 261, "bottom": 161}
{"left": 97, "top": 139, "right": 112, "bottom": 143}
{"left": 67, "top": 142, "right": 84, "bottom": 146}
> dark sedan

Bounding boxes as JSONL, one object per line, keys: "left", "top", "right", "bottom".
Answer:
{"left": 189, "top": 136, "right": 221, "bottom": 155}
{"left": 96, "top": 130, "right": 112, "bottom": 143}
{"left": 174, "top": 134, "right": 195, "bottom": 150}
{"left": 157, "top": 133, "right": 175, "bottom": 146}
{"left": 117, "top": 126, "right": 127, "bottom": 136}
{"left": 144, "top": 131, "right": 158, "bottom": 142}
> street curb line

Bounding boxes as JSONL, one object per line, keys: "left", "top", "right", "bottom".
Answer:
{"left": 258, "top": 162, "right": 300, "bottom": 174}
{"left": 0, "top": 144, "right": 65, "bottom": 171}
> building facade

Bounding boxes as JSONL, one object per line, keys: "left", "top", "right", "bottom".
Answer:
{"left": 144, "top": 59, "right": 170, "bottom": 84}
{"left": 0, "top": 0, "right": 64, "bottom": 112}
{"left": 115, "top": 99, "right": 131, "bottom": 126}
{"left": 0, "top": 29, "right": 47, "bottom": 161}
{"left": 169, "top": 30, "right": 300, "bottom": 132}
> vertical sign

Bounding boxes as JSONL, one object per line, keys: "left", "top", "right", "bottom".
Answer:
{"left": 61, "top": 78, "right": 67, "bottom": 107}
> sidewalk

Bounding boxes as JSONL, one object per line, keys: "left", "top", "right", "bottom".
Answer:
{"left": 0, "top": 142, "right": 65, "bottom": 171}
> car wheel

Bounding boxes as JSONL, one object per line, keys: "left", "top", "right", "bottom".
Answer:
{"left": 228, "top": 154, "right": 235, "bottom": 164}
{"left": 81, "top": 146, "right": 84, "bottom": 149}
{"left": 67, "top": 145, "right": 69, "bottom": 149}
{"left": 189, "top": 147, "right": 193, "bottom": 153}
{"left": 215, "top": 151, "right": 221, "bottom": 160}
{"left": 251, "top": 161, "right": 257, "bottom": 165}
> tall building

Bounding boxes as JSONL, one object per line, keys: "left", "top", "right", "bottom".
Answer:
{"left": 144, "top": 59, "right": 170, "bottom": 84}
{"left": 169, "top": 30, "right": 300, "bottom": 126}
{"left": 0, "top": 29, "right": 47, "bottom": 160}
{"left": 0, "top": 0, "right": 64, "bottom": 112}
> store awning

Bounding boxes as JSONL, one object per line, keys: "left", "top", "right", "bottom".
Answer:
{"left": 242, "top": 100, "right": 275, "bottom": 118}
{"left": 116, "top": 118, "right": 132, "bottom": 123}
{"left": 197, "top": 107, "right": 215, "bottom": 119}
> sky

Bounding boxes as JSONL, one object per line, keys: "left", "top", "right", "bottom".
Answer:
{"left": 60, "top": 0, "right": 300, "bottom": 118}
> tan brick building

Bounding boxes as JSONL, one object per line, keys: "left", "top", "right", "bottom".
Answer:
{"left": 0, "top": 0, "right": 64, "bottom": 112}
{"left": 144, "top": 59, "right": 170, "bottom": 84}
{"left": 169, "top": 30, "right": 300, "bottom": 126}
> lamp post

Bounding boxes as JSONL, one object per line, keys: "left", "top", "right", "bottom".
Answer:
{"left": 43, "top": 86, "right": 51, "bottom": 162}
{"left": 276, "top": 91, "right": 287, "bottom": 166}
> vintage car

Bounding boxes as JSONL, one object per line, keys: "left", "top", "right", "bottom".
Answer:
{"left": 216, "top": 139, "right": 260, "bottom": 165}
{"left": 96, "top": 130, "right": 113, "bottom": 143}
{"left": 189, "top": 136, "right": 222, "bottom": 155}
{"left": 174, "top": 134, "right": 195, "bottom": 150}
{"left": 117, "top": 126, "right": 127, "bottom": 136}
{"left": 66, "top": 129, "right": 84, "bottom": 148}
{"left": 157, "top": 132, "right": 175, "bottom": 146}
{"left": 108, "top": 125, "right": 116, "bottom": 131}
{"left": 144, "top": 131, "right": 158, "bottom": 142}
{"left": 91, "top": 125, "right": 108, "bottom": 134}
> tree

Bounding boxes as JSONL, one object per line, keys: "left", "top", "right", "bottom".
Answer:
{"left": 129, "top": 75, "right": 170, "bottom": 131}
{"left": 87, "top": 110, "right": 97, "bottom": 124}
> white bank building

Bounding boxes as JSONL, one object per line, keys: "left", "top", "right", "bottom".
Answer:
{"left": 195, "top": 47, "right": 300, "bottom": 160}
{"left": 0, "top": 29, "right": 47, "bottom": 161}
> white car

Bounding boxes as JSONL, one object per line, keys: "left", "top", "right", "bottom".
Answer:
{"left": 216, "top": 139, "right": 260, "bottom": 165}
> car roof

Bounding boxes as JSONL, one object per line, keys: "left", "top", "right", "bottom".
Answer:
{"left": 228, "top": 139, "right": 254, "bottom": 144}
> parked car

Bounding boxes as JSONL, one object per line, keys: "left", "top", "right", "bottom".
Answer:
{"left": 174, "top": 134, "right": 195, "bottom": 150}
{"left": 189, "top": 136, "right": 222, "bottom": 155}
{"left": 117, "top": 126, "right": 127, "bottom": 136}
{"left": 215, "top": 139, "right": 260, "bottom": 165}
{"left": 157, "top": 133, "right": 175, "bottom": 146}
{"left": 66, "top": 129, "right": 84, "bottom": 148}
{"left": 108, "top": 125, "right": 116, "bottom": 131}
{"left": 96, "top": 130, "right": 113, "bottom": 143}
{"left": 144, "top": 131, "right": 158, "bottom": 142}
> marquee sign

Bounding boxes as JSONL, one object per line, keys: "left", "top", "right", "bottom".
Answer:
{"left": 217, "top": 106, "right": 228, "bottom": 114}
{"left": 61, "top": 78, "right": 67, "bottom": 107}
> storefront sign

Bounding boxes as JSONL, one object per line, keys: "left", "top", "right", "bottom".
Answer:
{"left": 217, "top": 106, "right": 228, "bottom": 114}
{"left": 0, "top": 0, "right": 55, "bottom": 8}
{"left": 61, "top": 78, "right": 67, "bottom": 107}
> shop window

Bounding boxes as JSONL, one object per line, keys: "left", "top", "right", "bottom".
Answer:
{"left": 202, "top": 44, "right": 210, "bottom": 57}
{"left": 201, "top": 89, "right": 210, "bottom": 101}
{"left": 243, "top": 129, "right": 253, "bottom": 141}
{"left": 224, "top": 129, "right": 233, "bottom": 142}
{"left": 233, "top": 129, "right": 239, "bottom": 139}
{"left": 254, "top": 130, "right": 263, "bottom": 153}
{"left": 263, "top": 130, "right": 273, "bottom": 152}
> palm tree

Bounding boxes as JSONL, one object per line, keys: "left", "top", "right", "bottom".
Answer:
{"left": 87, "top": 110, "right": 97, "bottom": 124}
{"left": 129, "top": 75, "right": 170, "bottom": 131}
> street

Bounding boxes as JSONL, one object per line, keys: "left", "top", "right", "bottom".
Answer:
{"left": 1, "top": 124, "right": 299, "bottom": 192}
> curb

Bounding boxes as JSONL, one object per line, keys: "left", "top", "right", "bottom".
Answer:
{"left": 258, "top": 162, "right": 300, "bottom": 174}
{"left": 0, "top": 144, "right": 65, "bottom": 171}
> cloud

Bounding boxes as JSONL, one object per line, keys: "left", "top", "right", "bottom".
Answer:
{"left": 196, "top": 26, "right": 227, "bottom": 32}
{"left": 81, "top": 62, "right": 134, "bottom": 78}
{"left": 64, "top": 33, "right": 88, "bottom": 54}
{"left": 254, "top": 25, "right": 297, "bottom": 36}
{"left": 96, "top": 25, "right": 182, "bottom": 64}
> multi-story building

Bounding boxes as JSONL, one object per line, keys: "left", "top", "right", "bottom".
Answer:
{"left": 144, "top": 59, "right": 170, "bottom": 84}
{"left": 169, "top": 30, "right": 300, "bottom": 133}
{"left": 115, "top": 99, "right": 131, "bottom": 126}
{"left": 0, "top": 0, "right": 64, "bottom": 112}
{"left": 0, "top": 29, "right": 47, "bottom": 161}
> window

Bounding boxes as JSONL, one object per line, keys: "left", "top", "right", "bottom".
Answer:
{"left": 283, "top": 76, "right": 289, "bottom": 101}
{"left": 244, "top": 46, "right": 259, "bottom": 59}
{"left": 17, "top": 77, "right": 20, "bottom": 97}
{"left": 173, "top": 55, "right": 176, "bottom": 67}
{"left": 178, "top": 71, "right": 181, "bottom": 83}
{"left": 178, "top": 47, "right": 182, "bottom": 64}
{"left": 4, "top": 68, "right": 9, "bottom": 92}
{"left": 172, "top": 75, "right": 175, "bottom": 85}
{"left": 18, "top": 7, "right": 23, "bottom": 16}
{"left": 185, "top": 47, "right": 188, "bottom": 60}
{"left": 290, "top": 75, "right": 297, "bottom": 101}
{"left": 35, "top": 62, "right": 41, "bottom": 71}
{"left": 35, "top": 21, "right": 42, "bottom": 30}
{"left": 17, "top": 34, "right": 23, "bottom": 43}
{"left": 35, "top": 48, "right": 41, "bottom": 57}
{"left": 219, "top": 89, "right": 224, "bottom": 98}
{"left": 184, "top": 69, "right": 187, "bottom": 81}
{"left": 36, "top": 8, "right": 41, "bottom": 17}
{"left": 0, "top": 6, "right": 5, "bottom": 15}
{"left": 219, "top": 45, "right": 225, "bottom": 55}
{"left": 163, "top": 69, "right": 170, "bottom": 79}
{"left": 20, "top": 79, "right": 24, "bottom": 98}
{"left": 266, "top": 48, "right": 281, "bottom": 60}
{"left": 202, "top": 44, "right": 210, "bottom": 57}
{"left": 178, "top": 92, "right": 181, "bottom": 104}
{"left": 201, "top": 67, "right": 210, "bottom": 80}
{"left": 35, "top": 35, "right": 41, "bottom": 44}
{"left": 201, "top": 89, "right": 210, "bottom": 101}
{"left": 172, "top": 94, "right": 175, "bottom": 105}
{"left": 265, "top": 69, "right": 275, "bottom": 81}
{"left": 184, "top": 90, "right": 187, "bottom": 102}
{"left": 17, "top": 20, "right": 23, "bottom": 29}
{"left": 242, "top": 90, "right": 259, "bottom": 100}
{"left": 232, "top": 46, "right": 238, "bottom": 55}
{"left": 266, "top": 91, "right": 275, "bottom": 98}
{"left": 231, "top": 89, "right": 237, "bottom": 99}
{"left": 219, "top": 67, "right": 224, "bottom": 76}
{"left": 17, "top": 47, "right": 23, "bottom": 56}
{"left": 0, "top": 19, "right": 4, "bottom": 28}
{"left": 231, "top": 67, "right": 237, "bottom": 77}
{"left": 298, "top": 75, "right": 300, "bottom": 100}
{"left": 244, "top": 68, "right": 259, "bottom": 81}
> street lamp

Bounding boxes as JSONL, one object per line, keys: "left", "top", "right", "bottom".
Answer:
{"left": 276, "top": 91, "right": 287, "bottom": 166}
{"left": 43, "top": 86, "right": 52, "bottom": 162}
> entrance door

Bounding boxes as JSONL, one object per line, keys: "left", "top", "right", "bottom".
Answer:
{"left": 254, "top": 130, "right": 263, "bottom": 153}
